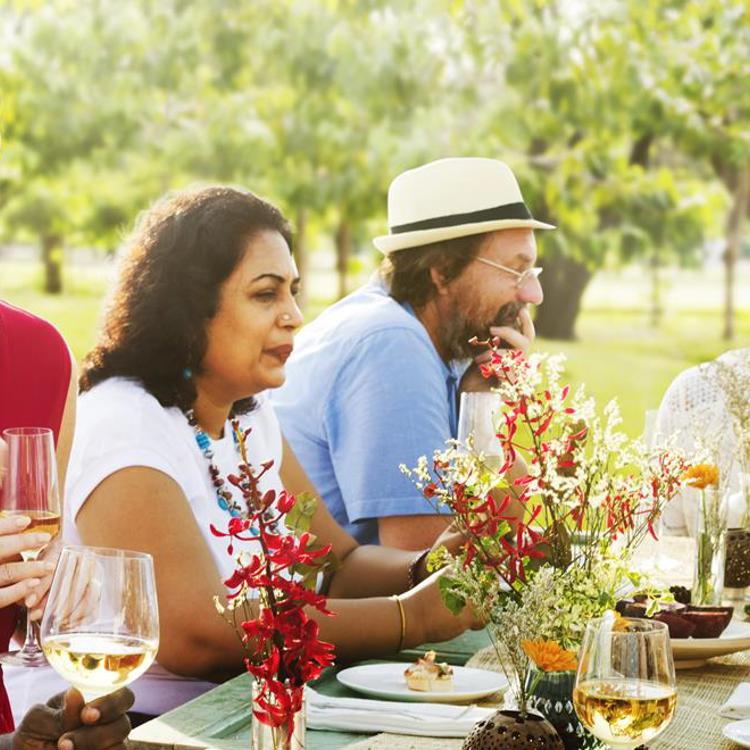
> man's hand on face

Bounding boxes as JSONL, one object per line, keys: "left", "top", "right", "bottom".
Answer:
{"left": 461, "top": 308, "right": 535, "bottom": 393}
{"left": 487, "top": 306, "right": 535, "bottom": 353}
{"left": 12, "top": 687, "right": 134, "bottom": 750}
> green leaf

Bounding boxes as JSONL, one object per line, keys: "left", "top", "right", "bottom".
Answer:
{"left": 438, "top": 574, "right": 466, "bottom": 616}
{"left": 285, "top": 491, "right": 318, "bottom": 535}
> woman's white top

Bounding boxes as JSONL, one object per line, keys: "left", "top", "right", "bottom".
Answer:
{"left": 7, "top": 377, "right": 285, "bottom": 720}
{"left": 656, "top": 349, "right": 749, "bottom": 536}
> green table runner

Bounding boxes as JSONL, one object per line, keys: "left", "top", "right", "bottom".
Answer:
{"left": 129, "top": 629, "right": 491, "bottom": 750}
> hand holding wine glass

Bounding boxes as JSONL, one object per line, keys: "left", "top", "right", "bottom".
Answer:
{"left": 573, "top": 615, "right": 677, "bottom": 749}
{"left": 41, "top": 546, "right": 159, "bottom": 703}
{"left": 0, "top": 427, "right": 61, "bottom": 666}
{"left": 0, "top": 514, "right": 56, "bottom": 609}
{"left": 13, "top": 686, "right": 135, "bottom": 750}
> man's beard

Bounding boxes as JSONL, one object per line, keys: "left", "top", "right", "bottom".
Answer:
{"left": 440, "top": 301, "right": 525, "bottom": 360}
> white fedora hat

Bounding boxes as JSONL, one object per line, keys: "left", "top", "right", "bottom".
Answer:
{"left": 374, "top": 157, "right": 554, "bottom": 255}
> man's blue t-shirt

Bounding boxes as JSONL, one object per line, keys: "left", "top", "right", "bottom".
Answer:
{"left": 273, "top": 277, "right": 463, "bottom": 545}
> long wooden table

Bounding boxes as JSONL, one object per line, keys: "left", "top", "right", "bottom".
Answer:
{"left": 130, "top": 538, "right": 746, "bottom": 749}
{"left": 129, "top": 629, "right": 491, "bottom": 750}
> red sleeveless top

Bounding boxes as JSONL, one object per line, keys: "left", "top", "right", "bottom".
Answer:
{"left": 0, "top": 301, "right": 71, "bottom": 732}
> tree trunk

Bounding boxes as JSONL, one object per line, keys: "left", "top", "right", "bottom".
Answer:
{"left": 294, "top": 207, "right": 309, "bottom": 312}
{"left": 534, "top": 254, "right": 592, "bottom": 340}
{"left": 723, "top": 164, "right": 749, "bottom": 341}
{"left": 41, "top": 233, "right": 63, "bottom": 294}
{"left": 334, "top": 219, "right": 351, "bottom": 301}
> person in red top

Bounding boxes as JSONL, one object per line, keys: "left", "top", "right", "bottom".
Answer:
{"left": 0, "top": 300, "right": 133, "bottom": 750}
{"left": 0, "top": 300, "right": 76, "bottom": 733}
{"left": 0, "top": 301, "right": 134, "bottom": 750}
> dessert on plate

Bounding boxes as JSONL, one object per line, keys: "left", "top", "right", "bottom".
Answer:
{"left": 404, "top": 650, "right": 454, "bottom": 692}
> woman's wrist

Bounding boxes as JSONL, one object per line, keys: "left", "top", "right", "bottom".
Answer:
{"left": 407, "top": 548, "right": 431, "bottom": 588}
{"left": 389, "top": 595, "right": 406, "bottom": 652}
{"left": 399, "top": 587, "right": 427, "bottom": 648}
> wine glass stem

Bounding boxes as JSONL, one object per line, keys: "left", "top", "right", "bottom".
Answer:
{"left": 19, "top": 611, "right": 43, "bottom": 656}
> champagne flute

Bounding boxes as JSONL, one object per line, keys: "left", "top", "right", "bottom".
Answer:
{"left": 40, "top": 546, "right": 159, "bottom": 702}
{"left": 573, "top": 616, "right": 677, "bottom": 749}
{"left": 0, "top": 426, "right": 61, "bottom": 666}
{"left": 457, "top": 392, "right": 504, "bottom": 472}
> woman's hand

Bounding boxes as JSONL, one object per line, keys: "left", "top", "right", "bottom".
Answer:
{"left": 26, "top": 535, "right": 62, "bottom": 621}
{"left": 12, "top": 687, "right": 134, "bottom": 750}
{"left": 401, "top": 569, "right": 485, "bottom": 647}
{"left": 0, "top": 515, "right": 55, "bottom": 610}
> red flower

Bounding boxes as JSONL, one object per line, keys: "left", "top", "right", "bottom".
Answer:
{"left": 214, "top": 423, "right": 335, "bottom": 730}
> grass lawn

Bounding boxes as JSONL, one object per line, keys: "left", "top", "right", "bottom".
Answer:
{"left": 2, "top": 256, "right": 748, "bottom": 438}
{"left": 539, "top": 309, "right": 750, "bottom": 437}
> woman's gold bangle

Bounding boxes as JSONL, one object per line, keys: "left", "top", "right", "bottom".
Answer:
{"left": 390, "top": 594, "right": 406, "bottom": 652}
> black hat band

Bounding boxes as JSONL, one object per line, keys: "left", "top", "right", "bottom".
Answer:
{"left": 390, "top": 201, "right": 533, "bottom": 234}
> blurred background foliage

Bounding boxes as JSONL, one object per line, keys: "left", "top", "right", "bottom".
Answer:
{"left": 0, "top": 0, "right": 748, "bottom": 435}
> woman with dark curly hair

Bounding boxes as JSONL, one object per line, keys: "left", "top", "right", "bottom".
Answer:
{"left": 21, "top": 186, "right": 480, "bottom": 717}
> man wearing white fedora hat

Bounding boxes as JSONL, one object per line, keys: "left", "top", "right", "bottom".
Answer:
{"left": 274, "top": 157, "right": 553, "bottom": 552}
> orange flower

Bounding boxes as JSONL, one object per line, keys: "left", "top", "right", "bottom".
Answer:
{"left": 682, "top": 464, "right": 719, "bottom": 489}
{"left": 521, "top": 639, "right": 578, "bottom": 672}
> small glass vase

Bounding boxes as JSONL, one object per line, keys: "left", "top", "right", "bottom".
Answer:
{"left": 692, "top": 487, "right": 727, "bottom": 606}
{"left": 251, "top": 682, "right": 306, "bottom": 750}
{"left": 525, "top": 667, "right": 602, "bottom": 750}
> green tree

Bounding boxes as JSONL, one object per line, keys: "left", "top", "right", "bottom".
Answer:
{"left": 453, "top": 0, "right": 729, "bottom": 339}
{"left": 0, "top": 1, "right": 155, "bottom": 291}
{"left": 629, "top": 0, "right": 750, "bottom": 339}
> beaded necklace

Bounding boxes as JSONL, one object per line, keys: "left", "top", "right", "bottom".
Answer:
{"left": 186, "top": 408, "right": 245, "bottom": 518}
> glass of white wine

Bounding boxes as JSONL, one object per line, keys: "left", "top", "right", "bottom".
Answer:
{"left": 0, "top": 426, "right": 61, "bottom": 666}
{"left": 40, "top": 546, "right": 159, "bottom": 702}
{"left": 573, "top": 615, "right": 677, "bottom": 749}
{"left": 457, "top": 392, "right": 504, "bottom": 472}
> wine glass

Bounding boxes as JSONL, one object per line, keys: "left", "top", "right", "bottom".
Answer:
{"left": 40, "top": 545, "right": 159, "bottom": 702}
{"left": 457, "top": 392, "right": 504, "bottom": 471}
{"left": 0, "top": 427, "right": 61, "bottom": 666}
{"left": 573, "top": 616, "right": 677, "bottom": 749}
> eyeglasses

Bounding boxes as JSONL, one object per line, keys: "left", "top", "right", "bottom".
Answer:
{"left": 474, "top": 257, "right": 543, "bottom": 288}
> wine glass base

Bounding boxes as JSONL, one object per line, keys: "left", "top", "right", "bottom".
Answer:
{"left": 0, "top": 648, "right": 48, "bottom": 667}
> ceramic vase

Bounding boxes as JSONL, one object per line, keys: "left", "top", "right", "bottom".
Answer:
{"left": 462, "top": 709, "right": 564, "bottom": 750}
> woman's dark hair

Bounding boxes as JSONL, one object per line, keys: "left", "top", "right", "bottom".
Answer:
{"left": 381, "top": 232, "right": 489, "bottom": 309}
{"left": 80, "top": 186, "right": 292, "bottom": 416}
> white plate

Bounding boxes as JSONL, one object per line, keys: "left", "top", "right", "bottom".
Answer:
{"left": 336, "top": 663, "right": 508, "bottom": 703}
{"left": 672, "top": 618, "right": 750, "bottom": 667}
{"left": 723, "top": 718, "right": 750, "bottom": 747}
